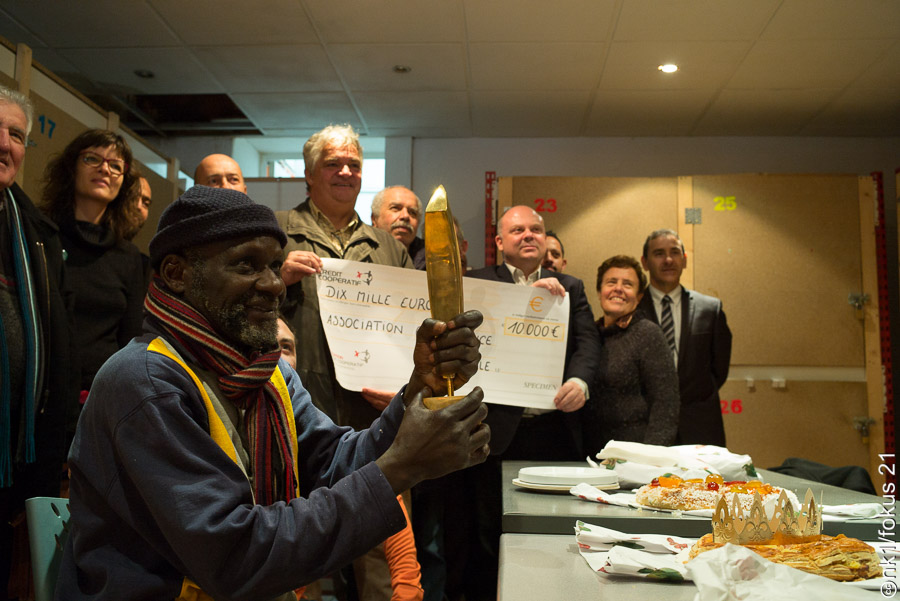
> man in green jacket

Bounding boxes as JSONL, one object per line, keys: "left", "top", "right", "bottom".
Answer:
{"left": 276, "top": 124, "right": 415, "bottom": 601}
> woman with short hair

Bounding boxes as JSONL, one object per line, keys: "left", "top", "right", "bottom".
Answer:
{"left": 585, "top": 254, "right": 680, "bottom": 455}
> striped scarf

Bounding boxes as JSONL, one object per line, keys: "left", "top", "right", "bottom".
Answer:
{"left": 0, "top": 188, "right": 41, "bottom": 486}
{"left": 144, "top": 275, "right": 297, "bottom": 505}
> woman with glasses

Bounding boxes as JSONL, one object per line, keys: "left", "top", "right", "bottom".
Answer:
{"left": 41, "top": 129, "right": 146, "bottom": 442}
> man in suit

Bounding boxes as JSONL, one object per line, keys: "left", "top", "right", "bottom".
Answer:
{"left": 436, "top": 206, "right": 598, "bottom": 601}
{"left": 638, "top": 228, "right": 732, "bottom": 446}
{"left": 469, "top": 205, "right": 600, "bottom": 460}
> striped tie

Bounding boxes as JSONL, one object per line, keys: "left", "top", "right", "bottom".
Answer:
{"left": 661, "top": 295, "right": 676, "bottom": 355}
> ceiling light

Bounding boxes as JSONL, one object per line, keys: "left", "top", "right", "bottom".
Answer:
{"left": 658, "top": 64, "right": 678, "bottom": 73}
{"left": 134, "top": 69, "right": 155, "bottom": 79}
{"left": 393, "top": 65, "right": 412, "bottom": 74}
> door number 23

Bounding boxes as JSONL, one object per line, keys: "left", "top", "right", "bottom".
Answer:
{"left": 533, "top": 198, "right": 557, "bottom": 212}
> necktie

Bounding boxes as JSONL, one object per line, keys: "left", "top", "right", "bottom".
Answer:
{"left": 661, "top": 295, "right": 676, "bottom": 355}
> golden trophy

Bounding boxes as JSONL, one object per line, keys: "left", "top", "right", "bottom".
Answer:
{"left": 422, "top": 185, "right": 467, "bottom": 410}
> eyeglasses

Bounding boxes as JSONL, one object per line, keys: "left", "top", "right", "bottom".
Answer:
{"left": 79, "top": 152, "right": 128, "bottom": 176}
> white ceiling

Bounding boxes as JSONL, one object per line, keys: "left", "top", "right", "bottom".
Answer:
{"left": 2, "top": 0, "right": 899, "bottom": 138}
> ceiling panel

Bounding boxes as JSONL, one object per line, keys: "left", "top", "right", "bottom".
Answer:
{"left": 802, "top": 87, "right": 900, "bottom": 136}
{"left": 354, "top": 91, "right": 470, "bottom": 130}
{"left": 63, "top": 47, "right": 223, "bottom": 94}
{"left": 463, "top": 0, "right": 616, "bottom": 42}
{"left": 194, "top": 45, "right": 342, "bottom": 93}
{"left": 614, "top": 0, "right": 781, "bottom": 41}
{"left": 29, "top": 48, "right": 84, "bottom": 83}
{"left": 0, "top": 1, "right": 178, "bottom": 48}
{"left": 374, "top": 125, "right": 473, "bottom": 138}
{"left": 305, "top": 0, "right": 464, "bottom": 43}
{"left": 854, "top": 41, "right": 900, "bottom": 92}
{"left": 328, "top": 44, "right": 467, "bottom": 91}
{"left": 150, "top": 0, "right": 319, "bottom": 46}
{"left": 692, "top": 89, "right": 838, "bottom": 136}
{"left": 471, "top": 90, "right": 589, "bottom": 137}
{"left": 728, "top": 39, "right": 895, "bottom": 89}
{"left": 232, "top": 92, "right": 359, "bottom": 130}
{"left": 1, "top": 0, "right": 898, "bottom": 138}
{"left": 0, "top": 10, "right": 47, "bottom": 49}
{"left": 469, "top": 43, "right": 605, "bottom": 90}
{"left": 600, "top": 40, "right": 751, "bottom": 90}
{"left": 761, "top": 0, "right": 900, "bottom": 40}
{"left": 585, "top": 89, "right": 715, "bottom": 136}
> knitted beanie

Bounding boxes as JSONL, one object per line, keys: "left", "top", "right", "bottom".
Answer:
{"left": 149, "top": 185, "right": 287, "bottom": 268}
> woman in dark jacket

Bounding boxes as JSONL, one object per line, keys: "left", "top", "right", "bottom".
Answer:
{"left": 41, "top": 129, "right": 146, "bottom": 437}
{"left": 585, "top": 255, "right": 680, "bottom": 456}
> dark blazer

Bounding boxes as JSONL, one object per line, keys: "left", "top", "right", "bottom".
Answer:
{"left": 638, "top": 287, "right": 732, "bottom": 446}
{"left": 466, "top": 265, "right": 600, "bottom": 455}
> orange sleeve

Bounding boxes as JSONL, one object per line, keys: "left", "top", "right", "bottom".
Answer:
{"left": 383, "top": 494, "right": 424, "bottom": 601}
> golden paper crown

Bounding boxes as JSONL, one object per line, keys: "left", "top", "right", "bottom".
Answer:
{"left": 712, "top": 489, "right": 821, "bottom": 545}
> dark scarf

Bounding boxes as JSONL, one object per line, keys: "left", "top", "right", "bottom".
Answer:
{"left": 144, "top": 275, "right": 297, "bottom": 505}
{"left": 0, "top": 188, "right": 41, "bottom": 486}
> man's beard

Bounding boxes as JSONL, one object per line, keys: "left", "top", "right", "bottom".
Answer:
{"left": 212, "top": 296, "right": 278, "bottom": 352}
{"left": 188, "top": 259, "right": 278, "bottom": 353}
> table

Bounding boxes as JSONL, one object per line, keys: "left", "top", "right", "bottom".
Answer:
{"left": 502, "top": 460, "right": 887, "bottom": 539}
{"left": 498, "top": 532, "right": 884, "bottom": 600}
{"left": 498, "top": 533, "right": 698, "bottom": 601}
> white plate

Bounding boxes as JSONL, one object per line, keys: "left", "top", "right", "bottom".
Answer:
{"left": 512, "top": 478, "right": 620, "bottom": 493}
{"left": 518, "top": 466, "right": 619, "bottom": 487}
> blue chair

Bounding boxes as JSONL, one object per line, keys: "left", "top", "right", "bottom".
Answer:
{"left": 25, "top": 497, "right": 70, "bottom": 601}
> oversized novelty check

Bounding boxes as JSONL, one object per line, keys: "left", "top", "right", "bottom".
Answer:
{"left": 317, "top": 258, "right": 570, "bottom": 409}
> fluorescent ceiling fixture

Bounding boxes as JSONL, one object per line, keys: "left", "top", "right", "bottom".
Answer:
{"left": 658, "top": 64, "right": 678, "bottom": 73}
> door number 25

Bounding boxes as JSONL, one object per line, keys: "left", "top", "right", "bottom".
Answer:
{"left": 714, "top": 196, "right": 737, "bottom": 211}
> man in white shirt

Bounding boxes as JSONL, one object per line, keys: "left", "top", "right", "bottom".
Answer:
{"left": 637, "top": 229, "right": 732, "bottom": 446}
{"left": 468, "top": 205, "right": 600, "bottom": 460}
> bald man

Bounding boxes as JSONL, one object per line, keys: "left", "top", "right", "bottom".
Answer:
{"left": 193, "top": 154, "right": 247, "bottom": 193}
{"left": 430, "top": 206, "right": 599, "bottom": 601}
{"left": 469, "top": 205, "right": 599, "bottom": 459}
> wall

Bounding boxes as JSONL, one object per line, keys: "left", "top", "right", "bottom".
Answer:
{"left": 232, "top": 137, "right": 261, "bottom": 177}
{"left": 148, "top": 135, "right": 235, "bottom": 184}
{"left": 409, "top": 136, "right": 899, "bottom": 270}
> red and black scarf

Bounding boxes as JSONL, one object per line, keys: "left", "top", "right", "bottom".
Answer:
{"left": 144, "top": 275, "right": 297, "bottom": 505}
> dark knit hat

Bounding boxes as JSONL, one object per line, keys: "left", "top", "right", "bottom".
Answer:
{"left": 149, "top": 185, "right": 287, "bottom": 268}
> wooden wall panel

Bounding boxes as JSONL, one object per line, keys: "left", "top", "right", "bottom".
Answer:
{"left": 692, "top": 174, "right": 864, "bottom": 366}
{"left": 506, "top": 176, "right": 678, "bottom": 320}
{"left": 721, "top": 380, "right": 869, "bottom": 470}
{"left": 18, "top": 90, "right": 93, "bottom": 201}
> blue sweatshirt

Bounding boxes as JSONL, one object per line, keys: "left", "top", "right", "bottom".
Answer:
{"left": 55, "top": 327, "right": 406, "bottom": 600}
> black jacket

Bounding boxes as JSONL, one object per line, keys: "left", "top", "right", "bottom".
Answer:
{"left": 637, "top": 287, "right": 732, "bottom": 446}
{"left": 5, "top": 183, "right": 78, "bottom": 495}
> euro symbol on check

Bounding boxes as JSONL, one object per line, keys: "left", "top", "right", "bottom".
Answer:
{"left": 528, "top": 296, "right": 543, "bottom": 312}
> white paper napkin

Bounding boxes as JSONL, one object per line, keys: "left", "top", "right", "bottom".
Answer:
{"left": 575, "top": 520, "right": 695, "bottom": 554}
{"left": 685, "top": 543, "right": 881, "bottom": 600}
